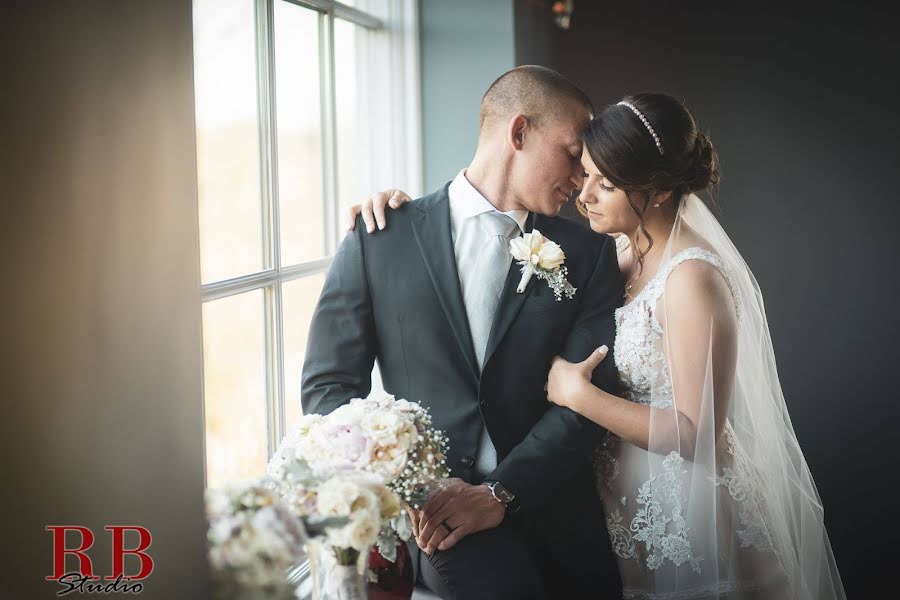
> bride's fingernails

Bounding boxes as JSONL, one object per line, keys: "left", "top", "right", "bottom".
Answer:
{"left": 377, "top": 220, "right": 385, "bottom": 230}
{"left": 597, "top": 345, "right": 608, "bottom": 354}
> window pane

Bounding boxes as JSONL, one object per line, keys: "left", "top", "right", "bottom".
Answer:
{"left": 334, "top": 20, "right": 388, "bottom": 230}
{"left": 202, "top": 290, "right": 267, "bottom": 488}
{"left": 274, "top": 1, "right": 325, "bottom": 266}
{"left": 193, "top": 0, "right": 264, "bottom": 284}
{"left": 335, "top": 19, "right": 362, "bottom": 221}
{"left": 282, "top": 273, "right": 326, "bottom": 432}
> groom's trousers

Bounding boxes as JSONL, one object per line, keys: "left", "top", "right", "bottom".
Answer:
{"left": 413, "top": 519, "right": 546, "bottom": 600}
{"left": 410, "top": 477, "right": 623, "bottom": 600}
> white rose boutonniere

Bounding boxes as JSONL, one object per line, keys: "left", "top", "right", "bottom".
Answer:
{"left": 509, "top": 229, "right": 576, "bottom": 300}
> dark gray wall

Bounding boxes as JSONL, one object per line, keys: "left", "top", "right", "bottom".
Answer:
{"left": 1, "top": 2, "right": 209, "bottom": 598}
{"left": 515, "top": 1, "right": 898, "bottom": 595}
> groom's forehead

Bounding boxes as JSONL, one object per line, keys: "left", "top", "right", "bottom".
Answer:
{"left": 546, "top": 120, "right": 584, "bottom": 148}
{"left": 549, "top": 111, "right": 588, "bottom": 144}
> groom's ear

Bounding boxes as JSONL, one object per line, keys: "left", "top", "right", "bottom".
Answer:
{"left": 508, "top": 114, "right": 529, "bottom": 151}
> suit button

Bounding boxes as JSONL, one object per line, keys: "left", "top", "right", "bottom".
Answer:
{"left": 479, "top": 399, "right": 488, "bottom": 408}
{"left": 460, "top": 456, "right": 474, "bottom": 467}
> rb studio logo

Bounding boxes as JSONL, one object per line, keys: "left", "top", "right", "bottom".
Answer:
{"left": 46, "top": 525, "right": 154, "bottom": 595}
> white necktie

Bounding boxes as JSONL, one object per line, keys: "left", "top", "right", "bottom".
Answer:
{"left": 462, "top": 211, "right": 518, "bottom": 479}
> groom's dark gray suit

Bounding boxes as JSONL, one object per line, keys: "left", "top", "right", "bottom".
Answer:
{"left": 302, "top": 183, "right": 624, "bottom": 599}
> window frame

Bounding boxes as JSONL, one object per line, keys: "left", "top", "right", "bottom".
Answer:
{"left": 197, "top": 0, "right": 422, "bottom": 486}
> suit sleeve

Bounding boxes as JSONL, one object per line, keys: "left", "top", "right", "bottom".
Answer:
{"left": 488, "top": 234, "right": 624, "bottom": 515}
{"left": 301, "top": 217, "right": 377, "bottom": 416}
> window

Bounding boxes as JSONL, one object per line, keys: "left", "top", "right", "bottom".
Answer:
{"left": 193, "top": 0, "right": 422, "bottom": 488}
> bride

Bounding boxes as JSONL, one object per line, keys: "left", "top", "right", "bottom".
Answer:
{"left": 348, "top": 93, "right": 844, "bottom": 599}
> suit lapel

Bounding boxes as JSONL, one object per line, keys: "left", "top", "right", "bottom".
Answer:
{"left": 410, "top": 187, "right": 480, "bottom": 382}
{"left": 482, "top": 212, "right": 538, "bottom": 368}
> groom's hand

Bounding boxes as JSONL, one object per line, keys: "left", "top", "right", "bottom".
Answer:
{"left": 415, "top": 478, "right": 504, "bottom": 555}
{"left": 405, "top": 504, "right": 422, "bottom": 538}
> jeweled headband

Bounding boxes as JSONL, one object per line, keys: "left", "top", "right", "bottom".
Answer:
{"left": 617, "top": 101, "right": 665, "bottom": 155}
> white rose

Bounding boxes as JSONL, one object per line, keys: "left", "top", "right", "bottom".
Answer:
{"left": 365, "top": 390, "right": 396, "bottom": 407}
{"left": 346, "top": 511, "right": 381, "bottom": 549}
{"left": 349, "top": 486, "right": 378, "bottom": 516}
{"left": 324, "top": 512, "right": 377, "bottom": 550}
{"left": 316, "top": 476, "right": 383, "bottom": 519}
{"left": 396, "top": 421, "right": 418, "bottom": 450}
{"left": 330, "top": 402, "right": 366, "bottom": 425}
{"left": 537, "top": 240, "right": 565, "bottom": 269}
{"left": 316, "top": 479, "right": 358, "bottom": 516}
{"left": 361, "top": 411, "right": 403, "bottom": 445}
{"left": 509, "top": 235, "right": 532, "bottom": 263}
{"left": 369, "top": 443, "right": 410, "bottom": 482}
{"left": 510, "top": 229, "right": 565, "bottom": 270}
{"left": 373, "top": 486, "right": 402, "bottom": 519}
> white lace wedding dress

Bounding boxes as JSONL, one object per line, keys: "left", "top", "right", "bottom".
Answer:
{"left": 593, "top": 202, "right": 845, "bottom": 600}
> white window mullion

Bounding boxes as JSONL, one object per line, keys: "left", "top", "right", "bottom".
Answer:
{"left": 255, "top": 0, "right": 279, "bottom": 273}
{"left": 319, "top": 9, "right": 340, "bottom": 256}
{"left": 273, "top": 281, "right": 287, "bottom": 444}
{"left": 263, "top": 283, "right": 286, "bottom": 456}
{"left": 255, "top": 0, "right": 285, "bottom": 457}
{"left": 262, "top": 286, "right": 276, "bottom": 458}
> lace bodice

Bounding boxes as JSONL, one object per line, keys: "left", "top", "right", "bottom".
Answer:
{"left": 613, "top": 240, "right": 741, "bottom": 408}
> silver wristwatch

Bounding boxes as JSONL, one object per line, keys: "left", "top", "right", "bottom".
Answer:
{"left": 483, "top": 480, "right": 518, "bottom": 513}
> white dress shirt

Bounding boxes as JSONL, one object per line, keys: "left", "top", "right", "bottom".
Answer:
{"left": 448, "top": 169, "right": 528, "bottom": 268}
{"left": 447, "top": 170, "right": 528, "bottom": 478}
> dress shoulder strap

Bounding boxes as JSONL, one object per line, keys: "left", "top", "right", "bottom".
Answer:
{"left": 646, "top": 247, "right": 743, "bottom": 321}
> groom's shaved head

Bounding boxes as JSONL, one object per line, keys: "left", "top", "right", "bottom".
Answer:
{"left": 479, "top": 65, "right": 593, "bottom": 136}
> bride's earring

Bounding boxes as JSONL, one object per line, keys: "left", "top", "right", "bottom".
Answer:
{"left": 654, "top": 203, "right": 660, "bottom": 208}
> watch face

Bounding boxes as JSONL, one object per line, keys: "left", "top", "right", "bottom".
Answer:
{"left": 492, "top": 483, "right": 514, "bottom": 503}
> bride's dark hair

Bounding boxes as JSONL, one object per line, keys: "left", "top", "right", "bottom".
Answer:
{"left": 578, "top": 92, "right": 720, "bottom": 279}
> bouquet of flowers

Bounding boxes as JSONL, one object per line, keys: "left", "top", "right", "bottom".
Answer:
{"left": 206, "top": 479, "right": 309, "bottom": 600}
{"left": 268, "top": 391, "right": 450, "bottom": 563}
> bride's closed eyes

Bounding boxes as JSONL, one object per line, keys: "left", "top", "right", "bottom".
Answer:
{"left": 585, "top": 169, "right": 616, "bottom": 192}
{"left": 580, "top": 163, "right": 616, "bottom": 192}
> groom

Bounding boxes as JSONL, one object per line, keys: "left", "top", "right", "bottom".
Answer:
{"left": 302, "top": 65, "right": 624, "bottom": 599}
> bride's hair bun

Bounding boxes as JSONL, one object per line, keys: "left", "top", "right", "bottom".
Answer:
{"left": 683, "top": 131, "right": 719, "bottom": 192}
{"left": 583, "top": 92, "right": 720, "bottom": 206}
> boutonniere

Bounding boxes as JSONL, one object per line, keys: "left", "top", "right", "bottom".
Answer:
{"left": 509, "top": 229, "right": 576, "bottom": 301}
